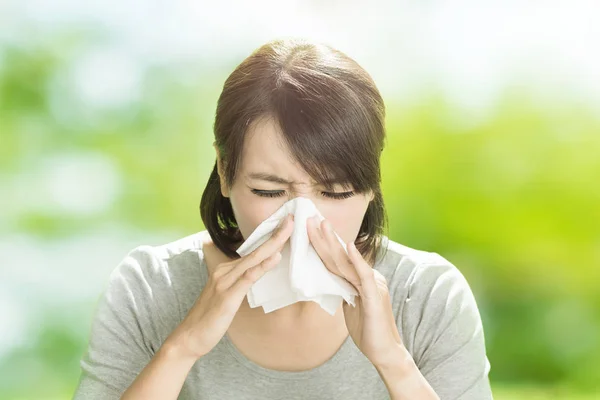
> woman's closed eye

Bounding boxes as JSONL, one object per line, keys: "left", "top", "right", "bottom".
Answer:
{"left": 251, "top": 189, "right": 355, "bottom": 200}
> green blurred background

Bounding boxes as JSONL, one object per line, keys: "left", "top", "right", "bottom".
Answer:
{"left": 1, "top": 1, "right": 599, "bottom": 399}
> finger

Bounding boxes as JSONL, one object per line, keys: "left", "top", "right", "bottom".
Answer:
{"left": 228, "top": 251, "right": 282, "bottom": 300}
{"left": 319, "top": 219, "right": 362, "bottom": 290}
{"left": 306, "top": 216, "right": 344, "bottom": 277}
{"left": 224, "top": 213, "right": 293, "bottom": 288}
{"left": 347, "top": 241, "right": 380, "bottom": 301}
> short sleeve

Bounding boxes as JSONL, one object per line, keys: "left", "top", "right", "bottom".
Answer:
{"left": 73, "top": 245, "right": 175, "bottom": 399}
{"left": 404, "top": 260, "right": 493, "bottom": 400}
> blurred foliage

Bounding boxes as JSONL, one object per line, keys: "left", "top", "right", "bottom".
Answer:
{"left": 382, "top": 93, "right": 600, "bottom": 392}
{"left": 1, "top": 30, "right": 599, "bottom": 399}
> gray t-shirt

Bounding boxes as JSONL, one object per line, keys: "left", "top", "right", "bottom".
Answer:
{"left": 73, "top": 231, "right": 493, "bottom": 400}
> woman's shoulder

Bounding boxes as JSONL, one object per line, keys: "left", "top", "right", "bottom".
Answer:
{"left": 380, "top": 238, "right": 489, "bottom": 371}
{"left": 377, "top": 237, "right": 457, "bottom": 282}
{"left": 110, "top": 231, "right": 207, "bottom": 280}
{"left": 76, "top": 231, "right": 212, "bottom": 393}
{"left": 377, "top": 239, "right": 492, "bottom": 396}
{"left": 145, "top": 230, "right": 208, "bottom": 260}
{"left": 376, "top": 237, "right": 475, "bottom": 310}
{"left": 105, "top": 231, "right": 210, "bottom": 315}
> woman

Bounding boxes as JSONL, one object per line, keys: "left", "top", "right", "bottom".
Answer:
{"left": 73, "top": 38, "right": 493, "bottom": 400}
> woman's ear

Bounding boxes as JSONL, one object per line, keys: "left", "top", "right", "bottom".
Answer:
{"left": 214, "top": 142, "right": 230, "bottom": 198}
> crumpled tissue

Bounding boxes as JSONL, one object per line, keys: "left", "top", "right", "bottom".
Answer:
{"left": 236, "top": 196, "right": 358, "bottom": 316}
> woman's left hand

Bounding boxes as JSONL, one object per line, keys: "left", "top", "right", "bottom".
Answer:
{"left": 306, "top": 216, "right": 408, "bottom": 369}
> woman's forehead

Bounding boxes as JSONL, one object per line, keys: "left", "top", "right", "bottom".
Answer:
{"left": 242, "top": 118, "right": 306, "bottom": 176}
{"left": 241, "top": 116, "right": 351, "bottom": 189}
{"left": 243, "top": 116, "right": 288, "bottom": 154}
{"left": 241, "top": 148, "right": 320, "bottom": 186}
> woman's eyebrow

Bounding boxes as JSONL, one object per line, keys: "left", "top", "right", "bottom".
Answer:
{"left": 248, "top": 172, "right": 294, "bottom": 184}
{"left": 247, "top": 172, "right": 342, "bottom": 188}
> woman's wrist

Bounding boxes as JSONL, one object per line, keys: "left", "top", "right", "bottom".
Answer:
{"left": 121, "top": 332, "right": 200, "bottom": 399}
{"left": 372, "top": 343, "right": 414, "bottom": 373}
{"left": 374, "top": 346, "right": 439, "bottom": 400}
{"left": 160, "top": 330, "right": 203, "bottom": 366}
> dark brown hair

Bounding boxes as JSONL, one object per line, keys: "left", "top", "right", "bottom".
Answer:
{"left": 200, "top": 38, "right": 389, "bottom": 266}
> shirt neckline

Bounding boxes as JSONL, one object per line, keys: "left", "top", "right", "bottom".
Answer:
{"left": 221, "top": 329, "right": 354, "bottom": 380}
{"left": 196, "top": 230, "right": 355, "bottom": 380}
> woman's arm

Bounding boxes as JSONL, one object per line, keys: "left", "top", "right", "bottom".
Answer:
{"left": 394, "top": 259, "right": 493, "bottom": 400}
{"left": 120, "top": 335, "right": 197, "bottom": 400}
{"left": 74, "top": 217, "right": 293, "bottom": 399}
{"left": 374, "top": 345, "right": 440, "bottom": 400}
{"left": 73, "top": 246, "right": 170, "bottom": 399}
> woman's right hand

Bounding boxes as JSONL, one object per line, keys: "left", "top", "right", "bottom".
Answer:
{"left": 165, "top": 213, "right": 294, "bottom": 360}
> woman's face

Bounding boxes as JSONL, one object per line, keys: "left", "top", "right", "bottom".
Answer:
{"left": 215, "top": 116, "right": 374, "bottom": 248}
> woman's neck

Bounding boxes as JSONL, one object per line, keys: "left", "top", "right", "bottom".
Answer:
{"left": 236, "top": 295, "right": 346, "bottom": 335}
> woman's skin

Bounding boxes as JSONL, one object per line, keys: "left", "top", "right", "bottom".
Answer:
{"left": 121, "top": 115, "right": 439, "bottom": 399}
{"left": 207, "top": 115, "right": 375, "bottom": 371}
{"left": 215, "top": 115, "right": 374, "bottom": 334}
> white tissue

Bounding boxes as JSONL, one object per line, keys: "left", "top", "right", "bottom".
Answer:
{"left": 235, "top": 197, "right": 358, "bottom": 316}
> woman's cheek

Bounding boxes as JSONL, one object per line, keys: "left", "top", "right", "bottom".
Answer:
{"left": 329, "top": 215, "right": 360, "bottom": 244}
{"left": 328, "top": 201, "right": 369, "bottom": 244}
{"left": 234, "top": 192, "right": 280, "bottom": 240}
